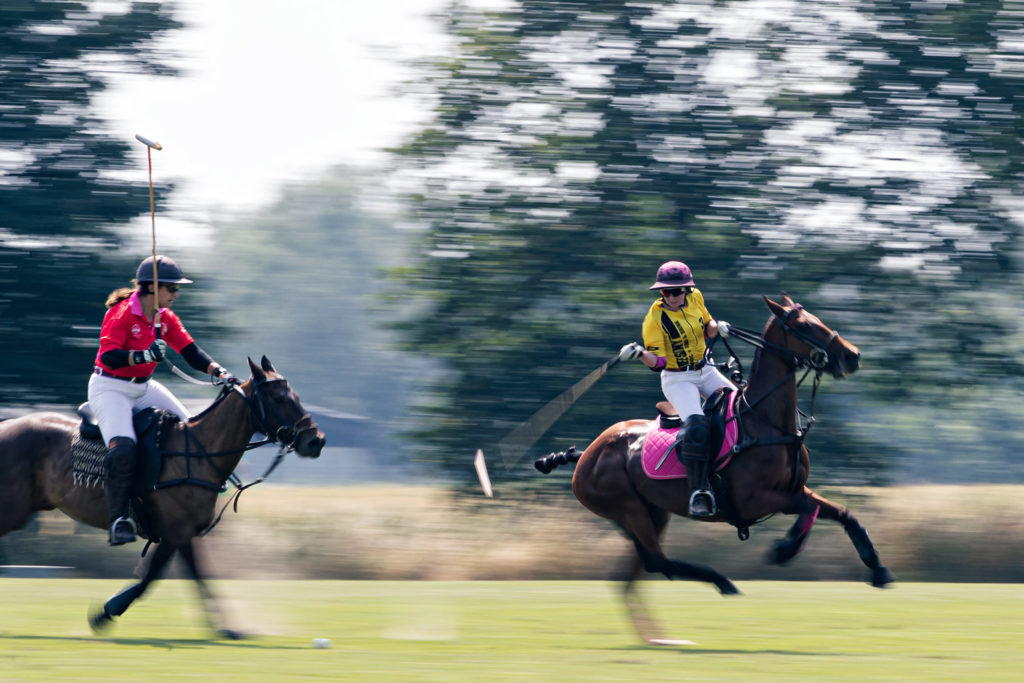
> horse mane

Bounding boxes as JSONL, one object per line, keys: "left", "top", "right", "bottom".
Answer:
{"left": 186, "top": 385, "right": 240, "bottom": 423}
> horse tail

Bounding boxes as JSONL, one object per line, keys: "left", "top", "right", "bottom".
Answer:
{"left": 534, "top": 446, "right": 581, "bottom": 474}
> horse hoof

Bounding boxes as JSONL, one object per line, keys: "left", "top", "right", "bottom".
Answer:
{"left": 88, "top": 607, "right": 113, "bottom": 634}
{"left": 718, "top": 581, "right": 742, "bottom": 596}
{"left": 218, "top": 628, "right": 246, "bottom": 641}
{"left": 766, "top": 540, "right": 792, "bottom": 566}
{"left": 871, "top": 566, "right": 895, "bottom": 588}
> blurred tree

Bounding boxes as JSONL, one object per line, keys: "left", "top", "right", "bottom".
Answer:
{"left": 0, "top": 1, "right": 183, "bottom": 406}
{"left": 392, "top": 0, "right": 765, "bottom": 479}
{"left": 198, "top": 168, "right": 427, "bottom": 474}
{"left": 726, "top": 0, "right": 1024, "bottom": 481}
{"left": 393, "top": 0, "right": 1024, "bottom": 484}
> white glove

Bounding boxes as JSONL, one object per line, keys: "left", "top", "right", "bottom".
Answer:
{"left": 211, "top": 364, "right": 237, "bottom": 386}
{"left": 717, "top": 321, "right": 731, "bottom": 338}
{"left": 618, "top": 342, "right": 644, "bottom": 361}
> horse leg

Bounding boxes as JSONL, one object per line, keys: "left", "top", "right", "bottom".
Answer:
{"left": 89, "top": 542, "right": 177, "bottom": 633}
{"left": 617, "top": 499, "right": 740, "bottom": 596}
{"left": 614, "top": 507, "right": 668, "bottom": 644}
{"left": 619, "top": 555, "right": 667, "bottom": 644}
{"left": 806, "top": 488, "right": 895, "bottom": 588}
{"left": 766, "top": 494, "right": 821, "bottom": 566}
{"left": 177, "top": 540, "right": 243, "bottom": 640}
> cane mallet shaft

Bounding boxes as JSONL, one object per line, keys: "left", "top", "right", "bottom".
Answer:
{"left": 135, "top": 134, "right": 163, "bottom": 335}
{"left": 498, "top": 354, "right": 622, "bottom": 469}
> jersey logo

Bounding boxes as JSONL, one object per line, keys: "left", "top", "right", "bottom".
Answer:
{"left": 130, "top": 323, "right": 142, "bottom": 337}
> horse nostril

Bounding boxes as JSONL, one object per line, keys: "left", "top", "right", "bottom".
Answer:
{"left": 307, "top": 435, "right": 325, "bottom": 456}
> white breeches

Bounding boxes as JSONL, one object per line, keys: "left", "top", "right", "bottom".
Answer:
{"left": 660, "top": 365, "right": 736, "bottom": 419}
{"left": 87, "top": 373, "right": 191, "bottom": 446}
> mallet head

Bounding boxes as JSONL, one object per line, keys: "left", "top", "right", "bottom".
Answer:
{"left": 135, "top": 134, "right": 163, "bottom": 151}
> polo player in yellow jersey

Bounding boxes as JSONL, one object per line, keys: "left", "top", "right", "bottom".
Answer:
{"left": 618, "top": 261, "right": 736, "bottom": 517}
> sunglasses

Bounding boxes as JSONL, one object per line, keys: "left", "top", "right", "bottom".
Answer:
{"left": 161, "top": 284, "right": 180, "bottom": 293}
{"left": 661, "top": 287, "right": 692, "bottom": 297}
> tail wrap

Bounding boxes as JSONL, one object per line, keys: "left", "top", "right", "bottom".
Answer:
{"left": 534, "top": 446, "right": 581, "bottom": 474}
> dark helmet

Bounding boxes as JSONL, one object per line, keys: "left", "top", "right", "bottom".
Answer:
{"left": 136, "top": 255, "right": 194, "bottom": 284}
{"left": 648, "top": 261, "right": 695, "bottom": 290}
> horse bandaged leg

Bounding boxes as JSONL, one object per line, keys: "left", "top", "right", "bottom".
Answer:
{"left": 768, "top": 503, "right": 820, "bottom": 565}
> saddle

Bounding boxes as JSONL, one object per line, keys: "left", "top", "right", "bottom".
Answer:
{"left": 75, "top": 403, "right": 177, "bottom": 497}
{"left": 641, "top": 388, "right": 737, "bottom": 480}
{"left": 656, "top": 387, "right": 732, "bottom": 447}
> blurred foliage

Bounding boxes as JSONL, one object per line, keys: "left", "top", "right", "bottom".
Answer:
{"left": 0, "top": 1, "right": 186, "bottom": 405}
{"left": 5, "top": 484, "right": 1024, "bottom": 582}
{"left": 392, "top": 0, "right": 1024, "bottom": 484}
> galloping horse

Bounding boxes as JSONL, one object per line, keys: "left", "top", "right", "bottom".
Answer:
{"left": 537, "top": 295, "right": 893, "bottom": 643}
{"left": 0, "top": 356, "right": 325, "bottom": 639}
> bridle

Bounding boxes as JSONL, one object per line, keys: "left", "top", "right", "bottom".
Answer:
{"left": 771, "top": 304, "right": 840, "bottom": 372}
{"left": 236, "top": 377, "right": 318, "bottom": 454}
{"left": 726, "top": 303, "right": 840, "bottom": 374}
{"left": 159, "top": 358, "right": 316, "bottom": 452}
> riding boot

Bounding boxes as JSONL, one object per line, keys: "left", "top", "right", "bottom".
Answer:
{"left": 677, "top": 414, "right": 716, "bottom": 518}
{"left": 104, "top": 436, "right": 138, "bottom": 546}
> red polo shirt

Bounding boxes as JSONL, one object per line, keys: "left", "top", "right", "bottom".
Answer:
{"left": 94, "top": 290, "right": 195, "bottom": 379}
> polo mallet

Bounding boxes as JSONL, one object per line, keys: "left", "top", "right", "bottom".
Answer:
{"left": 498, "top": 353, "right": 623, "bottom": 469}
{"left": 135, "top": 134, "right": 162, "bottom": 335}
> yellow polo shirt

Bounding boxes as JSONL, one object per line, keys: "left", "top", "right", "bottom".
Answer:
{"left": 641, "top": 289, "right": 712, "bottom": 370}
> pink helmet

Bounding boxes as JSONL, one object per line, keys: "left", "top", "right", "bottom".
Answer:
{"left": 648, "top": 261, "right": 695, "bottom": 290}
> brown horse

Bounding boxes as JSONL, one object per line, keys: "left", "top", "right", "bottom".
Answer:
{"left": 0, "top": 356, "right": 325, "bottom": 639}
{"left": 537, "top": 295, "right": 893, "bottom": 643}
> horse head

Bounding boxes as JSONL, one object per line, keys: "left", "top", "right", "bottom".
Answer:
{"left": 763, "top": 295, "right": 861, "bottom": 379}
{"left": 245, "top": 356, "right": 326, "bottom": 458}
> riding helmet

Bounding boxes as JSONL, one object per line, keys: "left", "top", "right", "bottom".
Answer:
{"left": 648, "top": 261, "right": 695, "bottom": 290}
{"left": 136, "top": 255, "right": 194, "bottom": 284}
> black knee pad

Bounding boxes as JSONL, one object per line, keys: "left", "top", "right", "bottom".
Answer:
{"left": 104, "top": 437, "right": 138, "bottom": 480}
{"left": 682, "top": 414, "right": 709, "bottom": 449}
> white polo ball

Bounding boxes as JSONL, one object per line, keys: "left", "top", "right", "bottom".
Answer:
{"left": 312, "top": 638, "right": 332, "bottom": 649}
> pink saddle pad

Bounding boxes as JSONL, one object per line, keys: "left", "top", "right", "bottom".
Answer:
{"left": 640, "top": 393, "right": 739, "bottom": 480}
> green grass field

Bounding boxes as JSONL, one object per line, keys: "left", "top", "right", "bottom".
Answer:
{"left": 0, "top": 580, "right": 1021, "bottom": 681}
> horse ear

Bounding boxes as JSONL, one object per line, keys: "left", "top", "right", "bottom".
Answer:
{"left": 780, "top": 292, "right": 795, "bottom": 307}
{"left": 763, "top": 295, "right": 785, "bottom": 316}
{"left": 260, "top": 355, "right": 276, "bottom": 373}
{"left": 248, "top": 356, "right": 266, "bottom": 382}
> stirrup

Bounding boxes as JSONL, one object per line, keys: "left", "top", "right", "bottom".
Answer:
{"left": 108, "top": 516, "right": 137, "bottom": 546}
{"left": 689, "top": 489, "right": 717, "bottom": 518}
